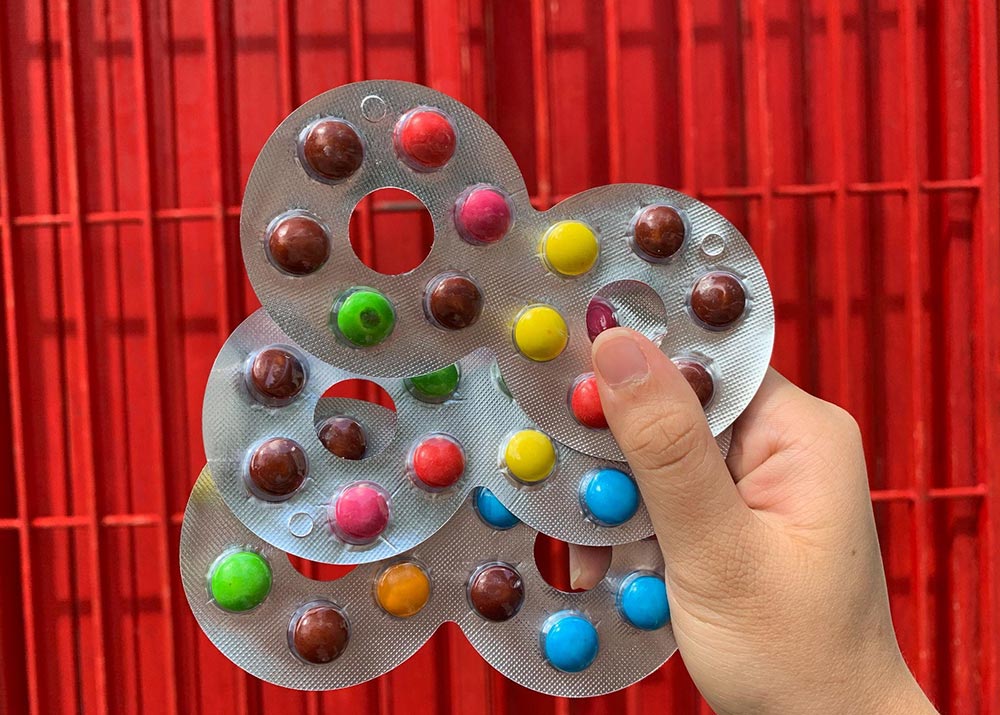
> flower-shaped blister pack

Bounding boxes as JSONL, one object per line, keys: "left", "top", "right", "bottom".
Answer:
{"left": 181, "top": 467, "right": 676, "bottom": 697}
{"left": 204, "top": 309, "right": 732, "bottom": 564}
{"left": 240, "top": 79, "right": 774, "bottom": 462}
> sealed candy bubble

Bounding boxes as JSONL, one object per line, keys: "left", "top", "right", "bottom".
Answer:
{"left": 329, "top": 482, "right": 390, "bottom": 544}
{"left": 332, "top": 288, "right": 396, "bottom": 347}
{"left": 289, "top": 601, "right": 351, "bottom": 664}
{"left": 245, "top": 345, "right": 307, "bottom": 405}
{"left": 209, "top": 550, "right": 272, "bottom": 612}
{"left": 542, "top": 612, "right": 599, "bottom": 673}
{"left": 618, "top": 573, "right": 669, "bottom": 631}
{"left": 246, "top": 437, "right": 309, "bottom": 500}
{"left": 468, "top": 562, "right": 524, "bottom": 621}
{"left": 394, "top": 106, "right": 457, "bottom": 171}
{"left": 300, "top": 117, "right": 364, "bottom": 182}
{"left": 266, "top": 213, "right": 330, "bottom": 276}
{"left": 408, "top": 434, "right": 465, "bottom": 491}
{"left": 541, "top": 220, "right": 599, "bottom": 277}
{"left": 672, "top": 358, "right": 715, "bottom": 408}
{"left": 586, "top": 297, "right": 618, "bottom": 342}
{"left": 424, "top": 273, "right": 483, "bottom": 330}
{"left": 375, "top": 562, "right": 431, "bottom": 618}
{"left": 513, "top": 305, "right": 568, "bottom": 362}
{"left": 503, "top": 429, "right": 557, "bottom": 484}
{"left": 454, "top": 185, "right": 512, "bottom": 245}
{"left": 569, "top": 374, "right": 607, "bottom": 429}
{"left": 689, "top": 272, "right": 747, "bottom": 328}
{"left": 473, "top": 487, "right": 520, "bottom": 530}
{"left": 317, "top": 416, "right": 367, "bottom": 460}
{"left": 404, "top": 363, "right": 460, "bottom": 403}
{"left": 580, "top": 468, "right": 639, "bottom": 527}
{"left": 630, "top": 205, "right": 686, "bottom": 262}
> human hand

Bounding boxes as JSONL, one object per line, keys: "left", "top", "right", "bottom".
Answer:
{"left": 569, "top": 328, "right": 937, "bottom": 715}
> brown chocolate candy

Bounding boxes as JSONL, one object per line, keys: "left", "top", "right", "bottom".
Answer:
{"left": 248, "top": 346, "right": 306, "bottom": 404}
{"left": 468, "top": 563, "right": 524, "bottom": 621}
{"left": 690, "top": 272, "right": 747, "bottom": 328}
{"left": 301, "top": 118, "right": 364, "bottom": 181}
{"left": 318, "top": 416, "right": 367, "bottom": 460}
{"left": 632, "top": 205, "right": 685, "bottom": 261}
{"left": 267, "top": 215, "right": 330, "bottom": 276}
{"left": 247, "top": 437, "right": 308, "bottom": 498}
{"left": 673, "top": 358, "right": 715, "bottom": 408}
{"left": 425, "top": 274, "right": 483, "bottom": 330}
{"left": 291, "top": 604, "right": 350, "bottom": 664}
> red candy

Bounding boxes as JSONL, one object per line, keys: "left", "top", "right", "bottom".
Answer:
{"left": 454, "top": 186, "right": 512, "bottom": 244}
{"left": 586, "top": 297, "right": 618, "bottom": 342}
{"left": 410, "top": 435, "right": 466, "bottom": 490}
{"left": 394, "top": 108, "right": 457, "bottom": 171}
{"left": 570, "top": 374, "right": 608, "bottom": 429}
{"left": 331, "top": 483, "right": 390, "bottom": 544}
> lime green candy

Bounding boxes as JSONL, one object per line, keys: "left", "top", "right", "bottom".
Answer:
{"left": 333, "top": 288, "right": 396, "bottom": 347}
{"left": 405, "top": 363, "right": 461, "bottom": 403}
{"left": 209, "top": 550, "right": 272, "bottom": 612}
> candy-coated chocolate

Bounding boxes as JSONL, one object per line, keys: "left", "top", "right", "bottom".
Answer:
{"left": 333, "top": 289, "right": 396, "bottom": 347}
{"left": 543, "top": 613, "right": 599, "bottom": 672}
{"left": 513, "top": 305, "right": 568, "bottom": 362}
{"left": 542, "top": 220, "right": 599, "bottom": 276}
{"left": 618, "top": 573, "right": 670, "bottom": 631}
{"left": 301, "top": 118, "right": 364, "bottom": 181}
{"left": 410, "top": 434, "right": 465, "bottom": 490}
{"left": 503, "top": 429, "right": 557, "bottom": 483}
{"left": 454, "top": 185, "right": 512, "bottom": 244}
{"left": 331, "top": 483, "right": 390, "bottom": 544}
{"left": 690, "top": 272, "right": 747, "bottom": 328}
{"left": 632, "top": 205, "right": 685, "bottom": 261}
{"left": 425, "top": 274, "right": 483, "bottom": 330}
{"left": 404, "top": 363, "right": 461, "bottom": 403}
{"left": 580, "top": 468, "right": 639, "bottom": 526}
{"left": 569, "top": 374, "right": 607, "bottom": 429}
{"left": 246, "top": 437, "right": 308, "bottom": 499}
{"left": 585, "top": 297, "right": 618, "bottom": 342}
{"left": 394, "top": 107, "right": 456, "bottom": 171}
{"left": 474, "top": 487, "right": 520, "bottom": 530}
{"left": 317, "top": 416, "right": 367, "bottom": 460}
{"left": 291, "top": 603, "right": 350, "bottom": 663}
{"left": 468, "top": 563, "right": 524, "bottom": 621}
{"left": 375, "top": 562, "right": 431, "bottom": 618}
{"left": 209, "top": 551, "right": 272, "bottom": 612}
{"left": 247, "top": 346, "right": 306, "bottom": 404}
{"left": 673, "top": 358, "right": 715, "bottom": 407}
{"left": 267, "top": 214, "right": 330, "bottom": 276}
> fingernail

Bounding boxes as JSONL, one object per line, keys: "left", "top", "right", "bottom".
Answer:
{"left": 594, "top": 335, "right": 649, "bottom": 388}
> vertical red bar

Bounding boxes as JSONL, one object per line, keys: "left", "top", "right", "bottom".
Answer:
{"left": 747, "top": 0, "right": 775, "bottom": 271}
{"left": 57, "top": 0, "right": 109, "bottom": 709}
{"left": 603, "top": 0, "right": 621, "bottom": 184}
{"left": 676, "top": 0, "right": 696, "bottom": 195}
{"left": 530, "top": 0, "right": 552, "bottom": 207}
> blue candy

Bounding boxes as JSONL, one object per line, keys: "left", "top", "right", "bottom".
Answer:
{"left": 474, "top": 487, "right": 520, "bottom": 530}
{"left": 580, "top": 468, "right": 640, "bottom": 526}
{"left": 542, "top": 612, "right": 599, "bottom": 673}
{"left": 618, "top": 573, "right": 670, "bottom": 631}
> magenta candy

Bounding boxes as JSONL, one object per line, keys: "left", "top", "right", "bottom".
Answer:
{"left": 586, "top": 298, "right": 618, "bottom": 342}
{"left": 330, "top": 483, "right": 390, "bottom": 544}
{"left": 454, "top": 185, "right": 512, "bottom": 245}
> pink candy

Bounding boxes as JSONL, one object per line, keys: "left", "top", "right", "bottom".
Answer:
{"left": 586, "top": 297, "right": 618, "bottom": 342}
{"left": 330, "top": 482, "right": 390, "bottom": 544}
{"left": 454, "top": 185, "right": 512, "bottom": 245}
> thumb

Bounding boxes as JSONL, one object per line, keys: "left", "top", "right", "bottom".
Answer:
{"left": 592, "top": 328, "right": 750, "bottom": 565}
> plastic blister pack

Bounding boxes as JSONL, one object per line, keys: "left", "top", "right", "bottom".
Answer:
{"left": 240, "top": 79, "right": 774, "bottom": 461}
{"left": 204, "top": 309, "right": 733, "bottom": 563}
{"left": 181, "top": 467, "right": 676, "bottom": 697}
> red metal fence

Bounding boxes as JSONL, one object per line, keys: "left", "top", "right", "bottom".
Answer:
{"left": 0, "top": 1, "right": 997, "bottom": 713}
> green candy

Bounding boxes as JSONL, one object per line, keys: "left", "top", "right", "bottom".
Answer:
{"left": 405, "top": 363, "right": 461, "bottom": 403}
{"left": 333, "top": 289, "right": 396, "bottom": 347}
{"left": 209, "top": 551, "right": 272, "bottom": 612}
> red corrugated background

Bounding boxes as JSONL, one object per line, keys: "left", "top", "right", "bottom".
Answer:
{"left": 0, "top": 1, "right": 998, "bottom": 713}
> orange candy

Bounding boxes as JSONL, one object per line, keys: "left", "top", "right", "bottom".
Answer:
{"left": 375, "top": 562, "right": 431, "bottom": 618}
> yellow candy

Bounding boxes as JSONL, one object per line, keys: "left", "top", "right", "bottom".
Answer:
{"left": 375, "top": 562, "right": 431, "bottom": 618}
{"left": 513, "top": 305, "right": 568, "bottom": 362}
{"left": 503, "top": 429, "right": 557, "bottom": 483}
{"left": 541, "top": 220, "right": 599, "bottom": 276}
